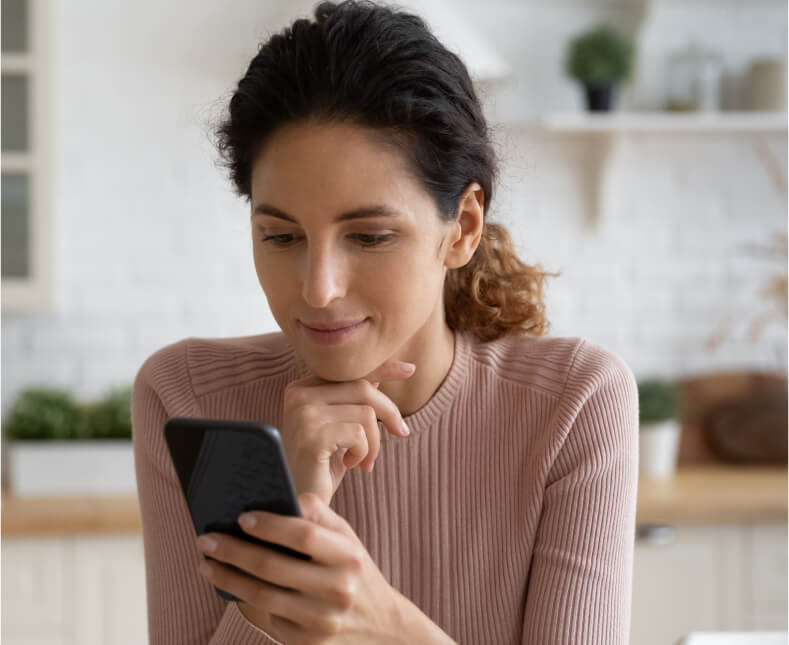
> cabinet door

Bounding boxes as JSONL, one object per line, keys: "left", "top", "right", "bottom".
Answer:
{"left": 630, "top": 524, "right": 745, "bottom": 645}
{"left": 1, "top": 536, "right": 71, "bottom": 644}
{"left": 71, "top": 534, "right": 148, "bottom": 645}
{"left": 746, "top": 522, "right": 788, "bottom": 630}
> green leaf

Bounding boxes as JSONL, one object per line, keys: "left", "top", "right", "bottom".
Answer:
{"left": 564, "top": 24, "right": 635, "bottom": 85}
{"left": 3, "top": 384, "right": 133, "bottom": 441}
{"left": 637, "top": 379, "right": 683, "bottom": 424}
{"left": 75, "top": 386, "right": 133, "bottom": 439}
{"left": 3, "top": 387, "right": 81, "bottom": 440}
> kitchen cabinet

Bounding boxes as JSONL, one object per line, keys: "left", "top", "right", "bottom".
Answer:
{"left": 2, "top": 467, "right": 785, "bottom": 644}
{"left": 631, "top": 522, "right": 787, "bottom": 645}
{"left": 2, "top": 534, "right": 148, "bottom": 645}
{"left": 3, "top": 523, "right": 785, "bottom": 645}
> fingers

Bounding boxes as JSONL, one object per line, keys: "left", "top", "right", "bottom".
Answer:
{"left": 282, "top": 360, "right": 416, "bottom": 481}
{"left": 240, "top": 510, "right": 357, "bottom": 567}
{"left": 363, "top": 383, "right": 410, "bottom": 439}
{"left": 200, "top": 554, "right": 334, "bottom": 632}
{"left": 200, "top": 530, "right": 348, "bottom": 599}
{"left": 292, "top": 380, "right": 410, "bottom": 439}
{"left": 318, "top": 417, "right": 372, "bottom": 471}
{"left": 296, "top": 492, "right": 358, "bottom": 540}
{"left": 363, "top": 360, "right": 416, "bottom": 386}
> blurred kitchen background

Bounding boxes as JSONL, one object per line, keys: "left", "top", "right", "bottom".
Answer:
{"left": 1, "top": 0, "right": 787, "bottom": 644}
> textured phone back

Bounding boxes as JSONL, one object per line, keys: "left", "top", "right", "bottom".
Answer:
{"left": 163, "top": 418, "right": 310, "bottom": 602}
{"left": 187, "top": 428, "right": 296, "bottom": 535}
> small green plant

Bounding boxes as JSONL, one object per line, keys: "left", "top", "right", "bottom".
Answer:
{"left": 75, "top": 385, "right": 133, "bottom": 439}
{"left": 637, "top": 379, "right": 683, "bottom": 424}
{"left": 565, "top": 25, "right": 635, "bottom": 86}
{"left": 3, "top": 385, "right": 133, "bottom": 440}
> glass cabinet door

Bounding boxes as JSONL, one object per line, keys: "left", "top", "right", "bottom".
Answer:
{"left": 2, "top": 0, "right": 50, "bottom": 311}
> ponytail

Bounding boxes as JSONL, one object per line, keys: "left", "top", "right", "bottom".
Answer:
{"left": 445, "top": 222, "right": 559, "bottom": 342}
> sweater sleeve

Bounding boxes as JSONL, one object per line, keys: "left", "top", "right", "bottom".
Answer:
{"left": 520, "top": 341, "right": 639, "bottom": 644}
{"left": 131, "top": 341, "right": 285, "bottom": 644}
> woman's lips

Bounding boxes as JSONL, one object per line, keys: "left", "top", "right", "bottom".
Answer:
{"left": 300, "top": 318, "right": 369, "bottom": 345}
{"left": 301, "top": 320, "right": 366, "bottom": 331}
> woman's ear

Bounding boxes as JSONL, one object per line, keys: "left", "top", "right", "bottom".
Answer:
{"left": 443, "top": 182, "right": 485, "bottom": 270}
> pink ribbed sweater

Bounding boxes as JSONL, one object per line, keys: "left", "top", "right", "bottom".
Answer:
{"left": 131, "top": 328, "right": 639, "bottom": 644}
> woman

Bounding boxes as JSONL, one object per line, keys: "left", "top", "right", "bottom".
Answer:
{"left": 131, "top": 1, "right": 639, "bottom": 643}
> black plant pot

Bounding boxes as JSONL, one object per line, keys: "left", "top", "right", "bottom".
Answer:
{"left": 584, "top": 83, "right": 618, "bottom": 111}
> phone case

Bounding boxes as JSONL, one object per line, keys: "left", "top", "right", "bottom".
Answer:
{"left": 163, "top": 417, "right": 311, "bottom": 602}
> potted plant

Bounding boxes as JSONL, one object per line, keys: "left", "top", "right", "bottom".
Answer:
{"left": 3, "top": 384, "right": 136, "bottom": 496}
{"left": 564, "top": 24, "right": 635, "bottom": 111}
{"left": 637, "top": 379, "right": 684, "bottom": 479}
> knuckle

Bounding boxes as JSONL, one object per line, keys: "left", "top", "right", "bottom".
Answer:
{"left": 349, "top": 547, "right": 365, "bottom": 572}
{"left": 299, "top": 491, "right": 322, "bottom": 511}
{"left": 361, "top": 405, "right": 376, "bottom": 427}
{"left": 299, "top": 403, "right": 318, "bottom": 426}
{"left": 319, "top": 612, "right": 344, "bottom": 635}
{"left": 332, "top": 575, "right": 357, "bottom": 609}
{"left": 357, "top": 380, "right": 374, "bottom": 398}
{"left": 299, "top": 524, "right": 321, "bottom": 552}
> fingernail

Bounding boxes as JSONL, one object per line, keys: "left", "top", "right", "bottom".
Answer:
{"left": 238, "top": 513, "right": 256, "bottom": 528}
{"left": 197, "top": 535, "right": 217, "bottom": 552}
{"left": 401, "top": 363, "right": 416, "bottom": 372}
{"left": 400, "top": 420, "right": 410, "bottom": 436}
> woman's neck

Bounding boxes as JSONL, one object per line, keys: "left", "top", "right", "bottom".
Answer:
{"left": 376, "top": 315, "right": 456, "bottom": 418}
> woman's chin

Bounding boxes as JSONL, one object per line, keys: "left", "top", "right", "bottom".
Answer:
{"left": 302, "top": 356, "right": 372, "bottom": 384}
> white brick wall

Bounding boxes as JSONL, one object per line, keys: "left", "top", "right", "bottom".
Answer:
{"left": 2, "top": 0, "right": 786, "bottom": 424}
{"left": 496, "top": 130, "right": 787, "bottom": 374}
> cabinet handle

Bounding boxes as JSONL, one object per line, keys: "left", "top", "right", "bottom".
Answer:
{"left": 636, "top": 523, "right": 676, "bottom": 545}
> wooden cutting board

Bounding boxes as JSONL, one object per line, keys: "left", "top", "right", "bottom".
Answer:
{"left": 676, "top": 370, "right": 787, "bottom": 465}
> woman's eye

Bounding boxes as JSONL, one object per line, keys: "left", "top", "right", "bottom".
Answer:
{"left": 261, "top": 234, "right": 298, "bottom": 246}
{"left": 349, "top": 233, "right": 395, "bottom": 246}
{"left": 260, "top": 233, "right": 394, "bottom": 247}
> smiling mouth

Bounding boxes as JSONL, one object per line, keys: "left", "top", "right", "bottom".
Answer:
{"left": 299, "top": 318, "right": 369, "bottom": 346}
{"left": 301, "top": 319, "right": 368, "bottom": 331}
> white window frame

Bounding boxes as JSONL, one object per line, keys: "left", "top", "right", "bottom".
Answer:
{"left": 2, "top": 0, "right": 52, "bottom": 313}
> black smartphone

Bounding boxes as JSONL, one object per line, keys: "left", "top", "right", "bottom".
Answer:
{"left": 163, "top": 416, "right": 311, "bottom": 602}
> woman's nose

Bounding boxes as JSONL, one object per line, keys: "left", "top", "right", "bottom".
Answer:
{"left": 300, "top": 248, "right": 347, "bottom": 308}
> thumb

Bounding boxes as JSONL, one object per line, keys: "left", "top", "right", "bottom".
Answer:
{"left": 297, "top": 492, "right": 360, "bottom": 543}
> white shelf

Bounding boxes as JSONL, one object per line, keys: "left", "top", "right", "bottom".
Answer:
{"left": 494, "top": 110, "right": 787, "bottom": 229}
{"left": 503, "top": 111, "right": 788, "bottom": 133}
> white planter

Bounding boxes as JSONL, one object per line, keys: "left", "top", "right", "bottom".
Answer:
{"left": 6, "top": 439, "right": 137, "bottom": 497}
{"left": 639, "top": 419, "right": 681, "bottom": 479}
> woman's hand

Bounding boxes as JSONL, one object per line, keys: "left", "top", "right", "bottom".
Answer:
{"left": 196, "top": 492, "right": 410, "bottom": 644}
{"left": 281, "top": 360, "right": 415, "bottom": 506}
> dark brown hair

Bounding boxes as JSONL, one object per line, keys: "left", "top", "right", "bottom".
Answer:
{"left": 213, "top": 0, "right": 557, "bottom": 342}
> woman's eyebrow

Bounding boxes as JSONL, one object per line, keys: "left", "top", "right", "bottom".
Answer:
{"left": 252, "top": 203, "right": 401, "bottom": 222}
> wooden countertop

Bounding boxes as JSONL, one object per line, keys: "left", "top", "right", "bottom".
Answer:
{"left": 2, "top": 493, "right": 143, "bottom": 536}
{"left": 2, "top": 465, "right": 786, "bottom": 536}
{"left": 635, "top": 465, "right": 787, "bottom": 525}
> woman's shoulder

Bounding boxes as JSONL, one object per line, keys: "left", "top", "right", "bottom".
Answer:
{"left": 134, "top": 330, "right": 298, "bottom": 400}
{"left": 467, "top": 331, "right": 635, "bottom": 402}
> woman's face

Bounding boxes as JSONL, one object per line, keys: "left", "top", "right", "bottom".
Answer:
{"left": 250, "top": 120, "right": 458, "bottom": 382}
